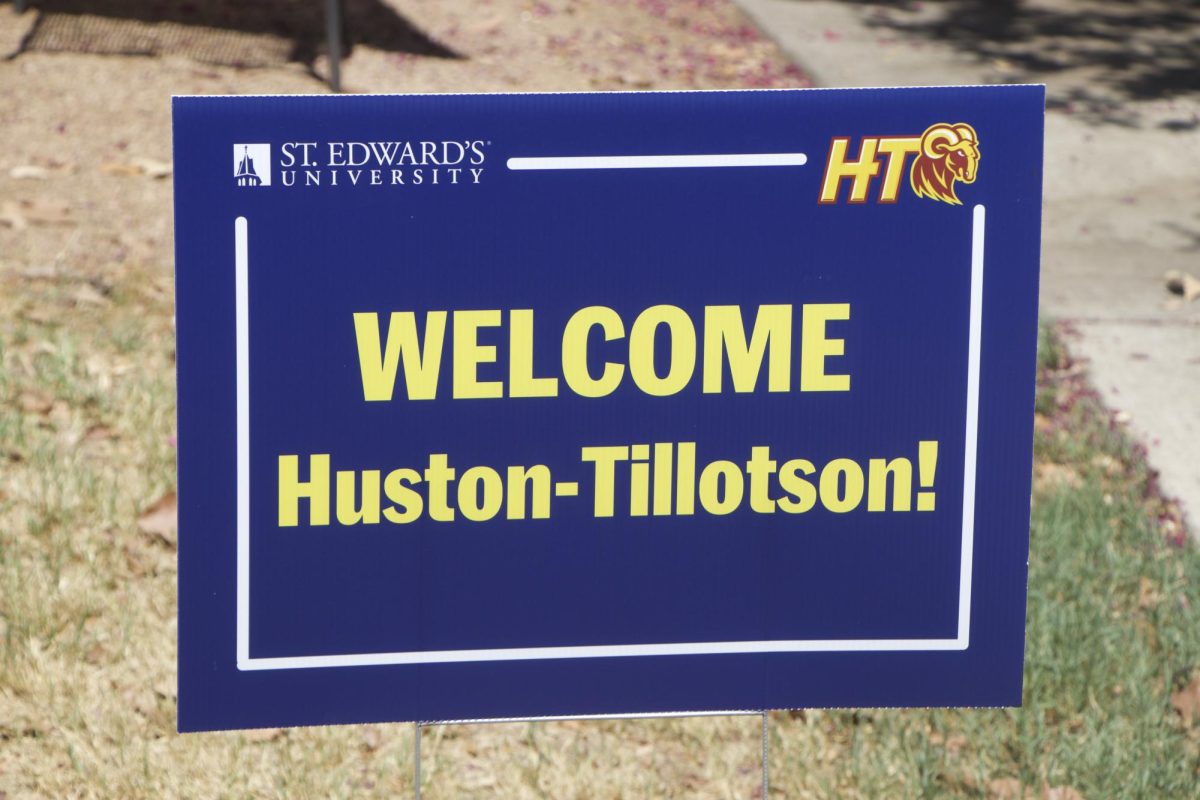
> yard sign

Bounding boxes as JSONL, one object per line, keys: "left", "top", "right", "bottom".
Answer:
{"left": 173, "top": 87, "right": 1043, "bottom": 732}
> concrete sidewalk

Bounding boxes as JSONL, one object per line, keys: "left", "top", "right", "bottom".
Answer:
{"left": 737, "top": 0, "right": 1200, "bottom": 529}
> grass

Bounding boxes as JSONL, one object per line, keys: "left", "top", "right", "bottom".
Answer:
{"left": 1, "top": 256, "right": 1198, "bottom": 799}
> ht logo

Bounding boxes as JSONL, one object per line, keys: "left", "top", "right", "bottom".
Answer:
{"left": 818, "top": 124, "right": 981, "bottom": 206}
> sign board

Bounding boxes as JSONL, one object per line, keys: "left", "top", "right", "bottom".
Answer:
{"left": 174, "top": 87, "right": 1043, "bottom": 732}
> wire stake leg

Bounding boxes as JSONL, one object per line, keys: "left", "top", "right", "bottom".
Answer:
{"left": 414, "top": 722, "right": 422, "bottom": 800}
{"left": 761, "top": 711, "right": 769, "bottom": 798}
{"left": 323, "top": 0, "right": 343, "bottom": 92}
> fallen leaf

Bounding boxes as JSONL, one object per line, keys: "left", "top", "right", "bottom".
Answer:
{"left": 70, "top": 283, "right": 110, "bottom": 307}
{"left": 9, "top": 165, "right": 50, "bottom": 180}
{"left": 101, "top": 158, "right": 172, "bottom": 179}
{"left": 153, "top": 676, "right": 176, "bottom": 700}
{"left": 18, "top": 199, "right": 73, "bottom": 225}
{"left": 100, "top": 161, "right": 144, "bottom": 177}
{"left": 244, "top": 727, "right": 284, "bottom": 742}
{"left": 0, "top": 201, "right": 27, "bottom": 230}
{"left": 137, "top": 492, "right": 177, "bottom": 548}
{"left": 44, "top": 400, "right": 71, "bottom": 430}
{"left": 1164, "top": 270, "right": 1200, "bottom": 302}
{"left": 122, "top": 541, "right": 156, "bottom": 577}
{"left": 17, "top": 391, "right": 54, "bottom": 415}
{"left": 1138, "top": 576, "right": 1161, "bottom": 610}
{"left": 82, "top": 424, "right": 117, "bottom": 443}
{"left": 469, "top": 13, "right": 504, "bottom": 35}
{"left": 361, "top": 726, "right": 383, "bottom": 751}
{"left": 83, "top": 642, "right": 107, "bottom": 665}
{"left": 1171, "top": 673, "right": 1200, "bottom": 727}
{"left": 130, "top": 157, "right": 173, "bottom": 179}
{"left": 1034, "top": 463, "right": 1082, "bottom": 493}
{"left": 18, "top": 306, "right": 55, "bottom": 325}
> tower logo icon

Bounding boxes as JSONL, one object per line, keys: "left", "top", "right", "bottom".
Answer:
{"left": 234, "top": 144, "right": 271, "bottom": 187}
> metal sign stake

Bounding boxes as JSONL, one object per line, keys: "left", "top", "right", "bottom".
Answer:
{"left": 762, "top": 711, "right": 770, "bottom": 797}
{"left": 323, "top": 0, "right": 343, "bottom": 92}
{"left": 414, "top": 721, "right": 422, "bottom": 800}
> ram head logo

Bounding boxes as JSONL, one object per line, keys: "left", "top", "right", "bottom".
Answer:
{"left": 910, "top": 123, "right": 980, "bottom": 205}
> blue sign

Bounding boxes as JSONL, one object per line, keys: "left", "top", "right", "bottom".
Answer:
{"left": 174, "top": 87, "right": 1043, "bottom": 732}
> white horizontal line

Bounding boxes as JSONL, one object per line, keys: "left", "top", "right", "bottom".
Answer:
{"left": 506, "top": 153, "right": 807, "bottom": 170}
{"left": 238, "top": 637, "right": 967, "bottom": 671}
{"left": 422, "top": 710, "right": 762, "bottom": 726}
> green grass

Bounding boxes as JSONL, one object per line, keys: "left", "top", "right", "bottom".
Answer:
{"left": 770, "top": 322, "right": 1200, "bottom": 798}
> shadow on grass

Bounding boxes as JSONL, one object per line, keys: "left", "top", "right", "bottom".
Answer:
{"left": 4, "top": 0, "right": 459, "bottom": 71}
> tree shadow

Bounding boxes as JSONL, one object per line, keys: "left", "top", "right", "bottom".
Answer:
{"left": 830, "top": 0, "right": 1200, "bottom": 127}
{"left": 5, "top": 0, "right": 459, "bottom": 71}
{"left": 1162, "top": 221, "right": 1200, "bottom": 251}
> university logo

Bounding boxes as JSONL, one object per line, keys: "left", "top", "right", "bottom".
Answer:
{"left": 234, "top": 144, "right": 271, "bottom": 187}
{"left": 818, "top": 123, "right": 980, "bottom": 205}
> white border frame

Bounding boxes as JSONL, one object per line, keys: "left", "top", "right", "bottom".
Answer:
{"left": 234, "top": 205, "right": 985, "bottom": 671}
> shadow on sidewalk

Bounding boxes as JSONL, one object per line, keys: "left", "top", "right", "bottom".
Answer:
{"left": 4, "top": 0, "right": 459, "bottom": 72}
{"left": 828, "top": 0, "right": 1200, "bottom": 128}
